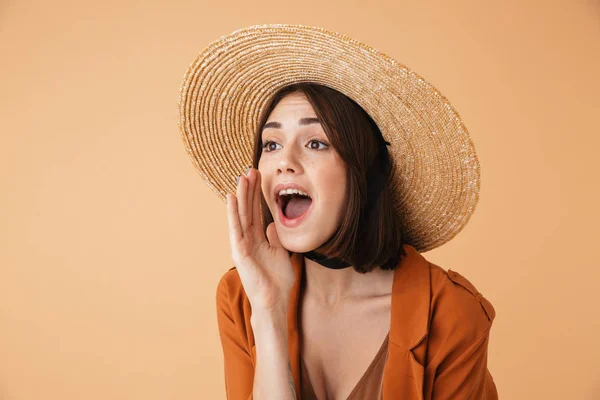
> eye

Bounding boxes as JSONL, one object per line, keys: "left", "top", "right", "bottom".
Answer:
{"left": 261, "top": 139, "right": 329, "bottom": 153}
{"left": 308, "top": 140, "right": 329, "bottom": 150}
{"left": 261, "top": 140, "right": 281, "bottom": 152}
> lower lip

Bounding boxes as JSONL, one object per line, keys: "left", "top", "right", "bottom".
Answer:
{"left": 277, "top": 199, "right": 314, "bottom": 228}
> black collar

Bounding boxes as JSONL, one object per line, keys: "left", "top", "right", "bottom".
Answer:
{"left": 301, "top": 250, "right": 352, "bottom": 269}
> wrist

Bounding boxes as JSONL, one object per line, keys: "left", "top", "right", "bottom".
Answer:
{"left": 250, "top": 304, "right": 288, "bottom": 331}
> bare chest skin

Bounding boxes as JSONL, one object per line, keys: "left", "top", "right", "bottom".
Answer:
{"left": 298, "top": 272, "right": 393, "bottom": 400}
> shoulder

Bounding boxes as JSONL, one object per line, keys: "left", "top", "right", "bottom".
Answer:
{"left": 215, "top": 267, "right": 251, "bottom": 321}
{"left": 216, "top": 266, "right": 244, "bottom": 299}
{"left": 428, "top": 261, "right": 496, "bottom": 342}
{"left": 215, "top": 267, "right": 255, "bottom": 360}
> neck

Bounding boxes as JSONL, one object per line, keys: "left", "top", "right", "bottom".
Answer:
{"left": 302, "top": 256, "right": 393, "bottom": 307}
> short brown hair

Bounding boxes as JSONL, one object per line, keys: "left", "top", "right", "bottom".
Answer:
{"left": 251, "top": 83, "right": 406, "bottom": 273}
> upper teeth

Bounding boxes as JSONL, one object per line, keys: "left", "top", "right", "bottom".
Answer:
{"left": 278, "top": 188, "right": 310, "bottom": 197}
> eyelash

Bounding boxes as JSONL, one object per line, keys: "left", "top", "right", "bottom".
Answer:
{"left": 261, "top": 139, "right": 329, "bottom": 153}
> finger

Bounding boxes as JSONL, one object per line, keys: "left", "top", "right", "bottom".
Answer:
{"left": 245, "top": 167, "right": 256, "bottom": 228}
{"left": 252, "top": 168, "right": 263, "bottom": 236}
{"left": 226, "top": 193, "right": 242, "bottom": 245}
{"left": 265, "top": 222, "right": 282, "bottom": 248}
{"left": 237, "top": 172, "right": 249, "bottom": 233}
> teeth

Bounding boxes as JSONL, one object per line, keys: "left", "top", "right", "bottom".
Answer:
{"left": 278, "top": 188, "right": 310, "bottom": 197}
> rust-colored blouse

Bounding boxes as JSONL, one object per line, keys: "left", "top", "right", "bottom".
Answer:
{"left": 216, "top": 244, "right": 498, "bottom": 399}
{"left": 300, "top": 331, "right": 390, "bottom": 400}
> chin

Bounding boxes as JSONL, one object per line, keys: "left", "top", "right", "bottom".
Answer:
{"left": 277, "top": 231, "right": 322, "bottom": 254}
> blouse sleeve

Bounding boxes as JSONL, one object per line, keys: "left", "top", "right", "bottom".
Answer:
{"left": 431, "top": 324, "right": 498, "bottom": 399}
{"left": 216, "top": 272, "right": 255, "bottom": 400}
{"left": 428, "top": 269, "right": 498, "bottom": 400}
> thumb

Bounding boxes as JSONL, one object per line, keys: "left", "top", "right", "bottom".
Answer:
{"left": 265, "top": 222, "right": 282, "bottom": 249}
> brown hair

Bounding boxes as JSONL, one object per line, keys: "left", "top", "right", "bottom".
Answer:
{"left": 251, "top": 83, "right": 406, "bottom": 273}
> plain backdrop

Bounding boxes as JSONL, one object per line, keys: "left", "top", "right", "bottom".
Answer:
{"left": 1, "top": 0, "right": 599, "bottom": 399}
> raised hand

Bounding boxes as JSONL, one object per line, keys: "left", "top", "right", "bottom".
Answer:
{"left": 226, "top": 167, "right": 296, "bottom": 313}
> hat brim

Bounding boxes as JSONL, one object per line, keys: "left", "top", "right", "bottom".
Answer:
{"left": 178, "top": 24, "right": 480, "bottom": 252}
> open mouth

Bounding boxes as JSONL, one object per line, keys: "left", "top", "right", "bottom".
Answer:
{"left": 276, "top": 192, "right": 313, "bottom": 220}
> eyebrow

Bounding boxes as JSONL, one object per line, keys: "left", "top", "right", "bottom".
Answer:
{"left": 262, "top": 117, "right": 321, "bottom": 130}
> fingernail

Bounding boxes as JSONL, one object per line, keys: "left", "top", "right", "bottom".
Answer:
{"left": 245, "top": 166, "right": 251, "bottom": 175}
{"left": 236, "top": 174, "right": 241, "bottom": 185}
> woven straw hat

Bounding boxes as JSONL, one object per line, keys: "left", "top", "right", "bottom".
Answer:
{"left": 177, "top": 24, "right": 481, "bottom": 253}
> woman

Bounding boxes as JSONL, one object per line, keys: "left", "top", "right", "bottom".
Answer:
{"left": 178, "top": 25, "right": 498, "bottom": 400}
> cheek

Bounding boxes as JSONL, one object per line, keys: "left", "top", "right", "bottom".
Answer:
{"left": 257, "top": 168, "right": 273, "bottom": 210}
{"left": 318, "top": 169, "right": 347, "bottom": 207}
{"left": 334, "top": 170, "right": 349, "bottom": 208}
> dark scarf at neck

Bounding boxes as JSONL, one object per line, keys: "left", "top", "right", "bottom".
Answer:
{"left": 301, "top": 250, "right": 352, "bottom": 269}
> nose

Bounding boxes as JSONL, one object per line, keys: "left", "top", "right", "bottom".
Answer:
{"left": 276, "top": 142, "right": 303, "bottom": 175}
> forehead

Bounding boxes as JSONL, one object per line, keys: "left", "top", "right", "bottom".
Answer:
{"left": 267, "top": 92, "right": 317, "bottom": 120}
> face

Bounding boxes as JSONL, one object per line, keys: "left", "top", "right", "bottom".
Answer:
{"left": 258, "top": 92, "right": 348, "bottom": 253}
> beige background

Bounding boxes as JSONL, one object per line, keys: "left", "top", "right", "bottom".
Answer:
{"left": 1, "top": 0, "right": 599, "bottom": 399}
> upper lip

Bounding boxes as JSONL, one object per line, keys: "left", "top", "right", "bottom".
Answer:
{"left": 274, "top": 183, "right": 312, "bottom": 203}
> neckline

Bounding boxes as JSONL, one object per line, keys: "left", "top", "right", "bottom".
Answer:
{"left": 300, "top": 330, "right": 390, "bottom": 400}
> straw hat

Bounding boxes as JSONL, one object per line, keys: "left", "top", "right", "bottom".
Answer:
{"left": 177, "top": 24, "right": 481, "bottom": 253}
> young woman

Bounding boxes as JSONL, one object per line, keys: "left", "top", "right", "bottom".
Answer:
{"left": 178, "top": 25, "right": 498, "bottom": 400}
